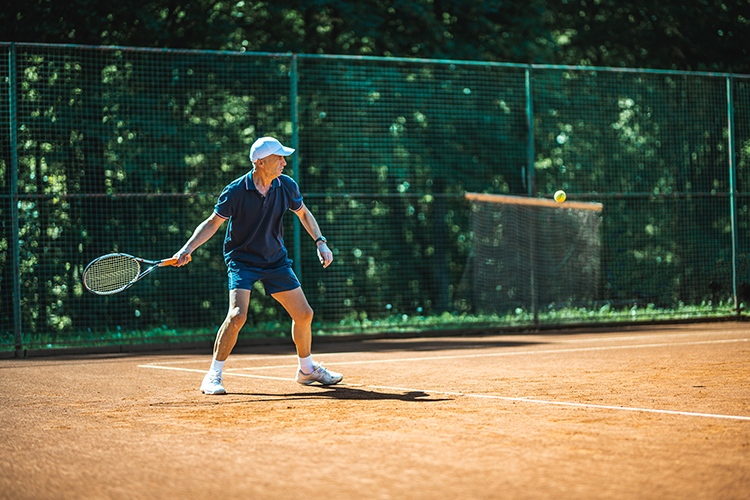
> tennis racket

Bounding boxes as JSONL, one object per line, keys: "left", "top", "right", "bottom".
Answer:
{"left": 83, "top": 253, "right": 190, "bottom": 295}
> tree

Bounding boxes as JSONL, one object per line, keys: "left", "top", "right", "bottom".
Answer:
{"left": 549, "top": 0, "right": 750, "bottom": 72}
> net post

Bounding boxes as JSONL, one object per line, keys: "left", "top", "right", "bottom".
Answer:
{"left": 525, "top": 67, "right": 539, "bottom": 324}
{"left": 8, "top": 42, "right": 22, "bottom": 356}
{"left": 290, "top": 54, "right": 302, "bottom": 282}
{"left": 727, "top": 75, "right": 740, "bottom": 315}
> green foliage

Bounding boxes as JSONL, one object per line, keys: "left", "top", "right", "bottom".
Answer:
{"left": 1, "top": 0, "right": 555, "bottom": 62}
{"left": 550, "top": 0, "right": 750, "bottom": 72}
{"left": 3, "top": 1, "right": 748, "bottom": 72}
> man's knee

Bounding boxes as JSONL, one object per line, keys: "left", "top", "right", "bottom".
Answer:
{"left": 294, "top": 305, "right": 314, "bottom": 325}
{"left": 226, "top": 306, "right": 247, "bottom": 325}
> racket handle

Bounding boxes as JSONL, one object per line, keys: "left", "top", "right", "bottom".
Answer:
{"left": 162, "top": 255, "right": 192, "bottom": 266}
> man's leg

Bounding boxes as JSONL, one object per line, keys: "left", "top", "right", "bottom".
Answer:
{"left": 272, "top": 287, "right": 342, "bottom": 385}
{"left": 271, "top": 287, "right": 313, "bottom": 358}
{"left": 214, "top": 288, "right": 252, "bottom": 361}
{"left": 201, "top": 288, "right": 251, "bottom": 395}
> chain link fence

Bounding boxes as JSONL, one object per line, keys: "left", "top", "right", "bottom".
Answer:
{"left": 1, "top": 43, "right": 748, "bottom": 353}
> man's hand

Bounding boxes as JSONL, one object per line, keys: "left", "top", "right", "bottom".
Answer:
{"left": 294, "top": 204, "right": 332, "bottom": 268}
{"left": 171, "top": 250, "right": 192, "bottom": 267}
{"left": 317, "top": 243, "right": 333, "bottom": 268}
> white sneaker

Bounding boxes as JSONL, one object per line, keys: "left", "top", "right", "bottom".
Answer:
{"left": 296, "top": 362, "right": 343, "bottom": 386}
{"left": 200, "top": 371, "right": 226, "bottom": 395}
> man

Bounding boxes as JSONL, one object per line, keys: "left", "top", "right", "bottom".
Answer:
{"left": 172, "top": 136, "right": 342, "bottom": 395}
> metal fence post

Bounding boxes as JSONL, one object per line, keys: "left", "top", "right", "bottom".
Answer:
{"left": 8, "top": 42, "right": 22, "bottom": 355}
{"left": 525, "top": 67, "right": 536, "bottom": 199}
{"left": 290, "top": 54, "right": 302, "bottom": 282}
{"left": 525, "top": 67, "right": 539, "bottom": 325}
{"left": 727, "top": 75, "right": 740, "bottom": 315}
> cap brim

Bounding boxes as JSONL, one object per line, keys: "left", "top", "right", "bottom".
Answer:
{"left": 273, "top": 145, "right": 295, "bottom": 156}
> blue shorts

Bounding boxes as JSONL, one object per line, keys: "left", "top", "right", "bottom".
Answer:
{"left": 227, "top": 261, "right": 300, "bottom": 295}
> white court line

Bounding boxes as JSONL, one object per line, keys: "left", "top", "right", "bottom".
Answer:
{"left": 223, "top": 337, "right": 749, "bottom": 371}
{"left": 140, "top": 364, "right": 294, "bottom": 381}
{"left": 552, "top": 330, "right": 748, "bottom": 343}
{"left": 137, "top": 364, "right": 750, "bottom": 422}
{"left": 362, "top": 384, "right": 750, "bottom": 422}
{"left": 141, "top": 351, "right": 349, "bottom": 366}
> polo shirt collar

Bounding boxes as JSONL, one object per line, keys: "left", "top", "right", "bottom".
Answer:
{"left": 244, "top": 172, "right": 280, "bottom": 191}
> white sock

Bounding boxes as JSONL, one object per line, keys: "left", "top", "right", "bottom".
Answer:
{"left": 210, "top": 358, "right": 225, "bottom": 374}
{"left": 298, "top": 355, "right": 314, "bottom": 374}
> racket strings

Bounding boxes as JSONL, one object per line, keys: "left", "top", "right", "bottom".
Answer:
{"left": 84, "top": 255, "right": 141, "bottom": 293}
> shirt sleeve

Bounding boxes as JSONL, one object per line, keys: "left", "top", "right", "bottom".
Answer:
{"left": 214, "top": 184, "right": 233, "bottom": 219}
{"left": 286, "top": 178, "right": 304, "bottom": 212}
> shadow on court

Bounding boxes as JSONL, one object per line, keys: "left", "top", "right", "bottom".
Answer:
{"left": 152, "top": 386, "right": 453, "bottom": 406}
{"left": 346, "top": 339, "right": 546, "bottom": 353}
{"left": 244, "top": 385, "right": 454, "bottom": 402}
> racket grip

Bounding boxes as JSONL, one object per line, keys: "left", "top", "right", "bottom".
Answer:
{"left": 162, "top": 255, "right": 192, "bottom": 266}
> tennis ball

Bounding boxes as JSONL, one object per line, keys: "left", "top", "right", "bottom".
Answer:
{"left": 554, "top": 190, "right": 566, "bottom": 203}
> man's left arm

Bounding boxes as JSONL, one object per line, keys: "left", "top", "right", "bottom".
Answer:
{"left": 294, "top": 203, "right": 333, "bottom": 268}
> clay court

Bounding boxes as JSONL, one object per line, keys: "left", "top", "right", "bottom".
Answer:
{"left": 1, "top": 321, "right": 749, "bottom": 500}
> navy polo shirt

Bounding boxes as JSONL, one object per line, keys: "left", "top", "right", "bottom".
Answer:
{"left": 214, "top": 173, "right": 303, "bottom": 269}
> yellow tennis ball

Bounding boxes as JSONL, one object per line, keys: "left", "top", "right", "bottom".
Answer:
{"left": 554, "top": 190, "right": 566, "bottom": 203}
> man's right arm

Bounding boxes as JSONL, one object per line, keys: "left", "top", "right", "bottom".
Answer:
{"left": 172, "top": 212, "right": 226, "bottom": 266}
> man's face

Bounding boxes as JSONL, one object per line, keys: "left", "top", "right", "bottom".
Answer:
{"left": 256, "top": 154, "right": 287, "bottom": 178}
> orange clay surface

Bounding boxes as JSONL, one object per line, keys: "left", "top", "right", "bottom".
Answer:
{"left": 1, "top": 321, "right": 749, "bottom": 500}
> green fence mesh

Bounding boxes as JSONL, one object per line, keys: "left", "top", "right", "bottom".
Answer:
{"left": 533, "top": 70, "right": 735, "bottom": 307}
{"left": 1, "top": 43, "right": 748, "bottom": 352}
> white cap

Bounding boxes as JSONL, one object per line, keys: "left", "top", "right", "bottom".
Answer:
{"left": 249, "top": 137, "right": 295, "bottom": 161}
